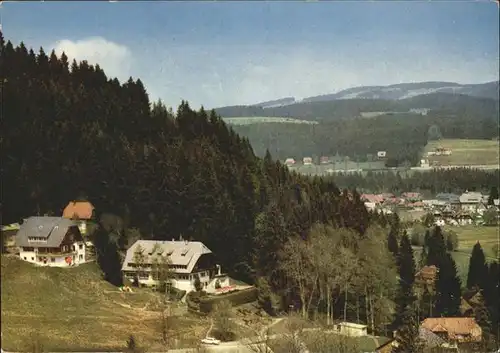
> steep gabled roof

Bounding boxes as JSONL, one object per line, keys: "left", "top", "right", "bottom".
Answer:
{"left": 421, "top": 317, "right": 481, "bottom": 336}
{"left": 419, "top": 327, "right": 447, "bottom": 347}
{"left": 122, "top": 239, "right": 212, "bottom": 274}
{"left": 15, "top": 217, "right": 79, "bottom": 248}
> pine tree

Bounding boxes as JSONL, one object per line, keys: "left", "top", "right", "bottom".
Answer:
{"left": 388, "top": 227, "right": 399, "bottom": 256}
{"left": 394, "top": 232, "right": 416, "bottom": 328}
{"left": 394, "top": 306, "right": 422, "bottom": 353}
{"left": 466, "top": 242, "right": 487, "bottom": 290}
{"left": 435, "top": 253, "right": 462, "bottom": 317}
{"left": 418, "top": 244, "right": 427, "bottom": 269}
{"left": 488, "top": 186, "right": 499, "bottom": 206}
{"left": 474, "top": 293, "right": 494, "bottom": 351}
{"left": 426, "top": 226, "right": 447, "bottom": 267}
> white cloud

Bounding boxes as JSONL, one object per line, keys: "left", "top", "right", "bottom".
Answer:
{"left": 51, "top": 37, "right": 132, "bottom": 82}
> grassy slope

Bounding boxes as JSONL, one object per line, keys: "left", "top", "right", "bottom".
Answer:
{"left": 0, "top": 256, "right": 206, "bottom": 351}
{"left": 424, "top": 139, "right": 499, "bottom": 166}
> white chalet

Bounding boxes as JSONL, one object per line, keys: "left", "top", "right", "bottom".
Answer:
{"left": 15, "top": 217, "right": 87, "bottom": 267}
{"left": 122, "top": 239, "right": 229, "bottom": 293}
{"left": 459, "top": 192, "right": 484, "bottom": 212}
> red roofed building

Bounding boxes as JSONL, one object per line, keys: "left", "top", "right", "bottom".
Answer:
{"left": 62, "top": 201, "right": 95, "bottom": 235}
{"left": 420, "top": 317, "right": 482, "bottom": 343}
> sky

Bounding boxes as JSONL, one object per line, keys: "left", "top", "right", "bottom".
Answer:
{"left": 2, "top": 1, "right": 499, "bottom": 109}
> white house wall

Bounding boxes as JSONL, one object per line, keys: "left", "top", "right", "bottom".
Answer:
{"left": 124, "top": 270, "right": 212, "bottom": 293}
{"left": 19, "top": 241, "right": 88, "bottom": 268}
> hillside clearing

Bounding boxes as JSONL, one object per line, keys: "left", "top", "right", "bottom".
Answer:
{"left": 222, "top": 116, "right": 318, "bottom": 125}
{"left": 424, "top": 139, "right": 499, "bottom": 166}
{"left": 0, "top": 256, "right": 209, "bottom": 351}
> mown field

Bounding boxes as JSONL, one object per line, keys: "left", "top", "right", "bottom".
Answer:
{"left": 424, "top": 138, "right": 499, "bottom": 166}
{"left": 414, "top": 225, "right": 499, "bottom": 285}
{"left": 0, "top": 256, "right": 209, "bottom": 351}
{"left": 450, "top": 225, "right": 499, "bottom": 259}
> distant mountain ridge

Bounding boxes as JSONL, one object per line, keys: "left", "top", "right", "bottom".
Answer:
{"left": 215, "top": 80, "right": 499, "bottom": 113}
{"left": 252, "top": 97, "right": 296, "bottom": 108}
{"left": 302, "top": 80, "right": 499, "bottom": 102}
{"left": 214, "top": 81, "right": 499, "bottom": 120}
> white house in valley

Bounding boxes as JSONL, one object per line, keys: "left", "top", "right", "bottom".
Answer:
{"left": 15, "top": 217, "right": 87, "bottom": 267}
{"left": 121, "top": 239, "right": 229, "bottom": 293}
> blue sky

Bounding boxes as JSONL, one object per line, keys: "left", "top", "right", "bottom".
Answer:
{"left": 2, "top": 1, "right": 499, "bottom": 108}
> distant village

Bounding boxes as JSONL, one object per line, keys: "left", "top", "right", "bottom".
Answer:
{"left": 284, "top": 147, "right": 498, "bottom": 175}
{"left": 361, "top": 191, "right": 500, "bottom": 227}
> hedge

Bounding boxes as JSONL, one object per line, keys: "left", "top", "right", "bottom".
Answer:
{"left": 169, "top": 287, "right": 187, "bottom": 301}
{"left": 199, "top": 287, "right": 257, "bottom": 313}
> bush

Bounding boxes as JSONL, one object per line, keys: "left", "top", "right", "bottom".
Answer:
{"left": 443, "top": 230, "right": 459, "bottom": 251}
{"left": 492, "top": 244, "right": 499, "bottom": 258}
{"left": 199, "top": 287, "right": 257, "bottom": 313}
{"left": 186, "top": 290, "right": 208, "bottom": 310}
{"left": 410, "top": 231, "right": 425, "bottom": 247}
{"left": 167, "top": 286, "right": 186, "bottom": 301}
{"left": 194, "top": 274, "right": 203, "bottom": 292}
{"left": 409, "top": 224, "right": 427, "bottom": 246}
{"left": 125, "top": 335, "right": 144, "bottom": 353}
{"left": 256, "top": 277, "right": 280, "bottom": 315}
{"left": 212, "top": 300, "right": 236, "bottom": 342}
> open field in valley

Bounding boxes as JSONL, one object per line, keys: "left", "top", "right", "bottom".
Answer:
{"left": 424, "top": 138, "right": 499, "bottom": 166}
{"left": 414, "top": 225, "right": 499, "bottom": 285}
{"left": 0, "top": 256, "right": 211, "bottom": 351}
{"left": 449, "top": 225, "right": 500, "bottom": 259}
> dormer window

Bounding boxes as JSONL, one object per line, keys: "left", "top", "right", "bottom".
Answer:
{"left": 28, "top": 237, "right": 47, "bottom": 243}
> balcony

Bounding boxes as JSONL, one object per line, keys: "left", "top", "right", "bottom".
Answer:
{"left": 35, "top": 249, "right": 76, "bottom": 256}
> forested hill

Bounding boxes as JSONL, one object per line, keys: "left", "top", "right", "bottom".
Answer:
{"left": 214, "top": 92, "right": 499, "bottom": 121}
{"left": 1, "top": 32, "right": 372, "bottom": 280}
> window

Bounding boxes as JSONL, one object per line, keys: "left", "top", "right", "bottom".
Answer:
{"left": 79, "top": 255, "right": 83, "bottom": 260}
{"left": 28, "top": 237, "right": 47, "bottom": 243}
{"left": 23, "top": 257, "right": 27, "bottom": 260}
{"left": 31, "top": 257, "right": 34, "bottom": 261}
{"left": 51, "top": 258, "right": 55, "bottom": 262}
{"left": 79, "top": 244, "right": 83, "bottom": 250}
{"left": 138, "top": 272, "right": 149, "bottom": 280}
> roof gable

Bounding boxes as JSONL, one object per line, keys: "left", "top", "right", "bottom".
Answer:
{"left": 15, "top": 217, "right": 79, "bottom": 248}
{"left": 421, "top": 317, "right": 481, "bottom": 335}
{"left": 63, "top": 201, "right": 94, "bottom": 220}
{"left": 122, "top": 240, "right": 213, "bottom": 273}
